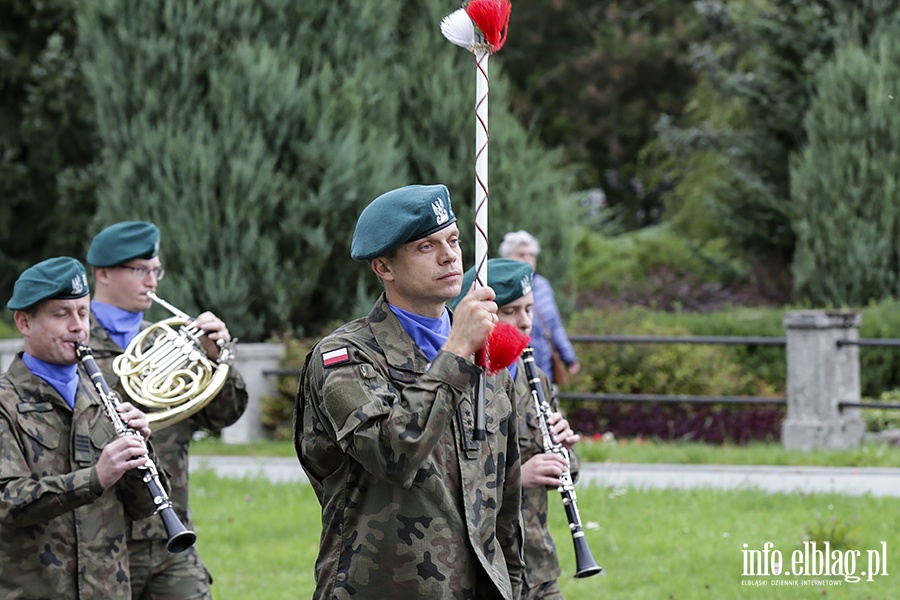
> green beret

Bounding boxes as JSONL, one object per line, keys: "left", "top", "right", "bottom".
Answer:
{"left": 351, "top": 184, "right": 457, "bottom": 261}
{"left": 7, "top": 257, "right": 90, "bottom": 311}
{"left": 86, "top": 221, "right": 160, "bottom": 267}
{"left": 449, "top": 258, "right": 533, "bottom": 309}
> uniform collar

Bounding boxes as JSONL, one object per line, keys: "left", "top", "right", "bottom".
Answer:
{"left": 368, "top": 294, "right": 431, "bottom": 372}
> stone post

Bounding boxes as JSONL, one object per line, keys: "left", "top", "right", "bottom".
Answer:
{"left": 781, "top": 310, "right": 865, "bottom": 450}
{"left": 0, "top": 339, "right": 24, "bottom": 373}
{"left": 221, "top": 342, "right": 285, "bottom": 444}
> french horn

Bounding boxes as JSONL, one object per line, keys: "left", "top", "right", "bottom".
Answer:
{"left": 112, "top": 292, "right": 235, "bottom": 430}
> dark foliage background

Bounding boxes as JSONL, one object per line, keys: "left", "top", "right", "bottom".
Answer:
{"left": 0, "top": 0, "right": 100, "bottom": 303}
{"left": 566, "top": 403, "right": 784, "bottom": 444}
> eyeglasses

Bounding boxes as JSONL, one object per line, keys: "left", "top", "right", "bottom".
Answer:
{"left": 115, "top": 265, "right": 166, "bottom": 281}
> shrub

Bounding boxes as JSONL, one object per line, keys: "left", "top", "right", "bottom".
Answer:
{"left": 862, "top": 389, "right": 900, "bottom": 434}
{"left": 572, "top": 226, "right": 742, "bottom": 295}
{"left": 856, "top": 299, "right": 900, "bottom": 397}
{"left": 563, "top": 310, "right": 782, "bottom": 443}
{"left": 791, "top": 18, "right": 900, "bottom": 307}
{"left": 565, "top": 300, "right": 900, "bottom": 400}
{"left": 655, "top": 306, "right": 787, "bottom": 388}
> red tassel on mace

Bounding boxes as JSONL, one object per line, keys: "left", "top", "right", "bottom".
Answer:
{"left": 479, "top": 322, "right": 530, "bottom": 375}
{"left": 466, "top": 0, "right": 512, "bottom": 52}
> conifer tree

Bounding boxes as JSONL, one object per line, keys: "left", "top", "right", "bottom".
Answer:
{"left": 79, "top": 0, "right": 409, "bottom": 339}
{"left": 78, "top": 0, "right": 573, "bottom": 340}
{"left": 790, "top": 22, "right": 900, "bottom": 306}
{"left": 500, "top": 0, "right": 704, "bottom": 230}
{"left": 0, "top": 1, "right": 99, "bottom": 304}
{"left": 650, "top": 0, "right": 900, "bottom": 296}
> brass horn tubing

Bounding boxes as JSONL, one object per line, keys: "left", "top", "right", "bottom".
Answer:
{"left": 143, "top": 359, "right": 214, "bottom": 400}
{"left": 141, "top": 369, "right": 201, "bottom": 406}
{"left": 146, "top": 338, "right": 194, "bottom": 374}
{"left": 147, "top": 291, "right": 191, "bottom": 320}
{"left": 153, "top": 338, "right": 217, "bottom": 379}
{"left": 112, "top": 330, "right": 167, "bottom": 378}
{"left": 143, "top": 360, "right": 197, "bottom": 394}
{"left": 144, "top": 368, "right": 230, "bottom": 429}
{"left": 146, "top": 292, "right": 219, "bottom": 361}
{"left": 113, "top": 322, "right": 184, "bottom": 377}
{"left": 143, "top": 346, "right": 221, "bottom": 397}
{"left": 118, "top": 338, "right": 197, "bottom": 410}
{"left": 148, "top": 377, "right": 207, "bottom": 408}
{"left": 139, "top": 327, "right": 206, "bottom": 375}
{"left": 128, "top": 333, "right": 216, "bottom": 410}
{"left": 139, "top": 352, "right": 209, "bottom": 402}
{"left": 110, "top": 298, "right": 234, "bottom": 430}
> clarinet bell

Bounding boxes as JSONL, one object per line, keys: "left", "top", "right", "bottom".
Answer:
{"left": 160, "top": 508, "right": 197, "bottom": 553}
{"left": 573, "top": 535, "right": 604, "bottom": 578}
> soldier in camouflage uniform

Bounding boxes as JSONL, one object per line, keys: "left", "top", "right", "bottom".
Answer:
{"left": 85, "top": 221, "right": 248, "bottom": 600}
{"left": 294, "top": 185, "right": 525, "bottom": 599}
{"left": 452, "top": 259, "right": 583, "bottom": 600}
{"left": 0, "top": 257, "right": 163, "bottom": 599}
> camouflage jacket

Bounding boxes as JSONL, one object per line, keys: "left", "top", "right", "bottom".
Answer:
{"left": 0, "top": 355, "right": 161, "bottom": 599}
{"left": 294, "top": 294, "right": 524, "bottom": 600}
{"left": 513, "top": 359, "right": 581, "bottom": 588}
{"left": 89, "top": 312, "right": 248, "bottom": 540}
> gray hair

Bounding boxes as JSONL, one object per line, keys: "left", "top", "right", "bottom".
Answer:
{"left": 498, "top": 230, "right": 541, "bottom": 258}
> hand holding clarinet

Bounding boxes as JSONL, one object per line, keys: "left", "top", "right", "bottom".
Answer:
{"left": 94, "top": 401, "right": 151, "bottom": 489}
{"left": 75, "top": 342, "right": 197, "bottom": 553}
{"left": 522, "top": 347, "right": 604, "bottom": 578}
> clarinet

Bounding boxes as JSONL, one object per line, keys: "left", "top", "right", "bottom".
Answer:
{"left": 521, "top": 347, "right": 603, "bottom": 578}
{"left": 75, "top": 342, "right": 197, "bottom": 553}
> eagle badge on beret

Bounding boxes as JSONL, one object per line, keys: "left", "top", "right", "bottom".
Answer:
{"left": 70, "top": 274, "right": 87, "bottom": 296}
{"left": 520, "top": 275, "right": 533, "bottom": 297}
{"left": 432, "top": 198, "right": 449, "bottom": 226}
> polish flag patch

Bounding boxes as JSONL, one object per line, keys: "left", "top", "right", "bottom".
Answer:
{"left": 322, "top": 347, "right": 350, "bottom": 367}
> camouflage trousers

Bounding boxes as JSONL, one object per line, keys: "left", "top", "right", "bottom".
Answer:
{"left": 522, "top": 579, "right": 564, "bottom": 600}
{"left": 128, "top": 539, "right": 212, "bottom": 600}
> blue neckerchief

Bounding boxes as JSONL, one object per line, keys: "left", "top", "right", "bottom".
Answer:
{"left": 92, "top": 299, "right": 144, "bottom": 349}
{"left": 508, "top": 361, "right": 519, "bottom": 381}
{"left": 23, "top": 353, "right": 78, "bottom": 409}
{"left": 388, "top": 304, "right": 451, "bottom": 363}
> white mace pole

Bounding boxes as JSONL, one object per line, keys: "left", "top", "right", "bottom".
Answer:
{"left": 441, "top": 3, "right": 510, "bottom": 442}
{"left": 472, "top": 47, "right": 490, "bottom": 441}
{"left": 474, "top": 49, "right": 490, "bottom": 291}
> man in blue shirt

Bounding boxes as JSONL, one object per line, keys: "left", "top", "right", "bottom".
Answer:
{"left": 499, "top": 230, "right": 580, "bottom": 384}
{"left": 295, "top": 184, "right": 524, "bottom": 599}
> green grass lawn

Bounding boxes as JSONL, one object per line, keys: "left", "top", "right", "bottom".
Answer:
{"left": 191, "top": 469, "right": 899, "bottom": 599}
{"left": 192, "top": 435, "right": 900, "bottom": 467}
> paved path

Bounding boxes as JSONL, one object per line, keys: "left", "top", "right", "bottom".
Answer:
{"left": 191, "top": 456, "right": 900, "bottom": 497}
